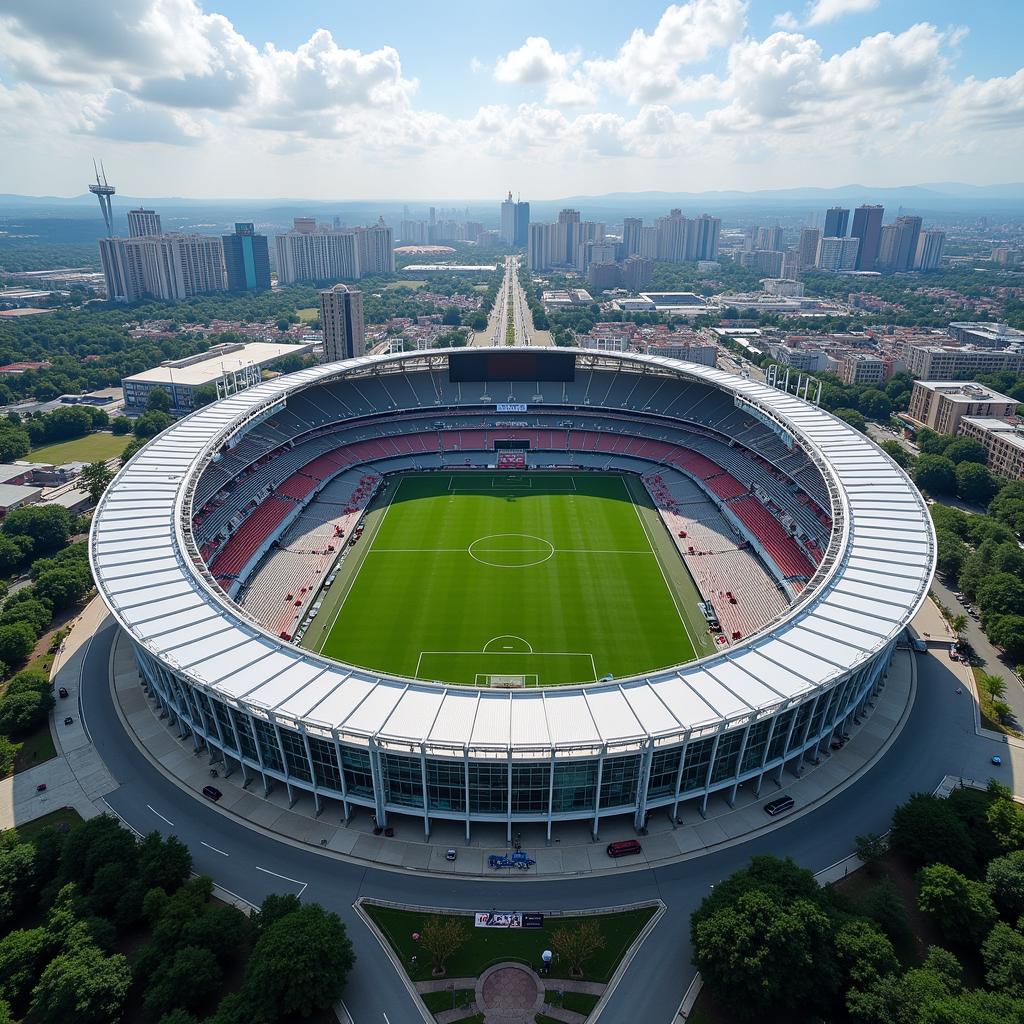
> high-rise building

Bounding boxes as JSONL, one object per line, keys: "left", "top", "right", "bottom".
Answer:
{"left": 798, "top": 228, "right": 822, "bottom": 271}
{"left": 513, "top": 201, "right": 530, "bottom": 248}
{"left": 355, "top": 217, "right": 395, "bottom": 275}
{"left": 815, "top": 236, "right": 860, "bottom": 272}
{"left": 738, "top": 250, "right": 784, "bottom": 276}
{"left": 914, "top": 229, "right": 945, "bottom": 271}
{"left": 756, "top": 225, "right": 784, "bottom": 252}
{"left": 638, "top": 226, "right": 660, "bottom": 260}
{"left": 127, "top": 208, "right": 162, "bottom": 238}
{"left": 622, "top": 218, "right": 642, "bottom": 256}
{"left": 222, "top": 223, "right": 270, "bottom": 291}
{"left": 694, "top": 214, "right": 721, "bottom": 260}
{"left": 98, "top": 237, "right": 145, "bottom": 302}
{"left": 319, "top": 284, "right": 365, "bottom": 362}
{"left": 824, "top": 207, "right": 850, "bottom": 238}
{"left": 657, "top": 209, "right": 687, "bottom": 261}
{"left": 621, "top": 254, "right": 653, "bottom": 291}
{"left": 527, "top": 223, "right": 553, "bottom": 271}
{"left": 850, "top": 205, "right": 884, "bottom": 270}
{"left": 893, "top": 216, "right": 923, "bottom": 272}
{"left": 877, "top": 224, "right": 900, "bottom": 270}
{"left": 275, "top": 229, "right": 360, "bottom": 284}
{"left": 556, "top": 209, "right": 581, "bottom": 265}
{"left": 293, "top": 217, "right": 317, "bottom": 234}
{"left": 500, "top": 193, "right": 516, "bottom": 245}
{"left": 577, "top": 241, "right": 616, "bottom": 274}
{"left": 111, "top": 234, "right": 225, "bottom": 301}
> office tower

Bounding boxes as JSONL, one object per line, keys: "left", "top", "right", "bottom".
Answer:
{"left": 98, "top": 237, "right": 145, "bottom": 301}
{"left": 621, "top": 254, "right": 653, "bottom": 290}
{"left": 557, "top": 209, "right": 581, "bottom": 265}
{"left": 815, "top": 236, "right": 860, "bottom": 272}
{"left": 622, "top": 218, "right": 642, "bottom": 256}
{"left": 513, "top": 201, "right": 530, "bottom": 247}
{"left": 638, "top": 226, "right": 660, "bottom": 260}
{"left": 893, "top": 215, "right": 923, "bottom": 272}
{"left": 275, "top": 229, "right": 360, "bottom": 284}
{"left": 356, "top": 217, "right": 395, "bottom": 275}
{"left": 850, "top": 205, "right": 884, "bottom": 270}
{"left": 756, "top": 225, "right": 784, "bottom": 252}
{"left": 127, "top": 208, "right": 162, "bottom": 238}
{"left": 88, "top": 160, "right": 116, "bottom": 236}
{"left": 319, "top": 284, "right": 365, "bottom": 362}
{"left": 694, "top": 214, "right": 720, "bottom": 260}
{"left": 823, "top": 207, "right": 850, "bottom": 237}
{"left": 798, "top": 228, "right": 822, "bottom": 271}
{"left": 527, "top": 223, "right": 553, "bottom": 271}
{"left": 222, "top": 223, "right": 270, "bottom": 291}
{"left": 914, "top": 229, "right": 945, "bottom": 271}
{"left": 500, "top": 192, "right": 516, "bottom": 244}
{"left": 293, "top": 217, "right": 317, "bottom": 234}
{"left": 877, "top": 224, "right": 900, "bottom": 270}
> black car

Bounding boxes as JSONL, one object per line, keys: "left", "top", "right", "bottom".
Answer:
{"left": 202, "top": 785, "right": 223, "bottom": 801}
{"left": 764, "top": 796, "right": 795, "bottom": 816}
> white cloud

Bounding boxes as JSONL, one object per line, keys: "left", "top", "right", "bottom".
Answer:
{"left": 806, "top": 0, "right": 879, "bottom": 26}
{"left": 943, "top": 68, "right": 1024, "bottom": 128}
{"left": 494, "top": 37, "right": 574, "bottom": 85}
{"left": 773, "top": 11, "right": 800, "bottom": 30}
{"left": 544, "top": 73, "right": 599, "bottom": 108}
{"left": 78, "top": 90, "right": 209, "bottom": 145}
{"left": 469, "top": 57, "right": 486, "bottom": 74}
{"left": 584, "top": 0, "right": 746, "bottom": 103}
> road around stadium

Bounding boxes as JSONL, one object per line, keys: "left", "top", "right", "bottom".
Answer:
{"left": 55, "top": 610, "right": 1009, "bottom": 1024}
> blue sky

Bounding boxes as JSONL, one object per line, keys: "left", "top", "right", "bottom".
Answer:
{"left": 1, "top": 0, "right": 1022, "bottom": 199}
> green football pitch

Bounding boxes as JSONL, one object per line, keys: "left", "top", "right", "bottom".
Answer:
{"left": 306, "top": 472, "right": 709, "bottom": 686}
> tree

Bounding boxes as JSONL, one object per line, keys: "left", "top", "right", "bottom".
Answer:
{"left": 110, "top": 417, "right": 133, "bottom": 436}
{"left": 935, "top": 530, "right": 969, "bottom": 580}
{"left": 2, "top": 505, "right": 71, "bottom": 554}
{"left": 917, "top": 428, "right": 952, "bottom": 456}
{"left": 913, "top": 455, "right": 957, "bottom": 495}
{"left": 418, "top": 914, "right": 468, "bottom": 976}
{"left": 253, "top": 892, "right": 301, "bottom": 934}
{"left": 120, "top": 437, "right": 145, "bottom": 466}
{"left": 834, "top": 408, "right": 867, "bottom": 432}
{"left": 32, "top": 564, "right": 92, "bottom": 612}
{"left": 0, "top": 599, "right": 52, "bottom": 636}
{"left": 983, "top": 921, "right": 1024, "bottom": 997}
{"left": 950, "top": 614, "right": 968, "bottom": 638}
{"left": 80, "top": 461, "right": 114, "bottom": 506}
{"left": 133, "top": 411, "right": 173, "bottom": 439}
{"left": 846, "top": 946, "right": 962, "bottom": 1024}
{"left": 146, "top": 387, "right": 173, "bottom": 413}
{"left": 956, "top": 462, "right": 999, "bottom": 505}
{"left": 0, "top": 622, "right": 38, "bottom": 668}
{"left": 0, "top": 689, "right": 51, "bottom": 735}
{"left": 879, "top": 440, "right": 913, "bottom": 469}
{"left": 834, "top": 919, "right": 898, "bottom": 989}
{"left": 988, "top": 851, "right": 1024, "bottom": 918}
{"left": 0, "top": 424, "right": 30, "bottom": 463}
{"left": 692, "top": 888, "right": 839, "bottom": 1020}
{"left": 0, "top": 844, "right": 36, "bottom": 929}
{"left": 28, "top": 942, "right": 130, "bottom": 1024}
{"left": 855, "top": 833, "right": 888, "bottom": 875}
{"left": 550, "top": 917, "right": 606, "bottom": 978}
{"left": 860, "top": 876, "right": 911, "bottom": 948}
{"left": 143, "top": 945, "right": 222, "bottom": 1019}
{"left": 0, "top": 927, "right": 48, "bottom": 1013}
{"left": 240, "top": 903, "right": 355, "bottom": 1021}
{"left": 441, "top": 307, "right": 462, "bottom": 326}
{"left": 191, "top": 385, "right": 218, "bottom": 409}
{"left": 979, "top": 672, "right": 1007, "bottom": 701}
{"left": 944, "top": 437, "right": 988, "bottom": 465}
{"left": 917, "top": 863, "right": 997, "bottom": 945}
{"left": 137, "top": 833, "right": 192, "bottom": 895}
{"left": 987, "top": 792, "right": 1024, "bottom": 851}
{"left": 859, "top": 390, "right": 892, "bottom": 422}
{"left": 988, "top": 616, "right": 1024, "bottom": 662}
{"left": 889, "top": 793, "right": 976, "bottom": 873}
{"left": 978, "top": 573, "right": 1024, "bottom": 620}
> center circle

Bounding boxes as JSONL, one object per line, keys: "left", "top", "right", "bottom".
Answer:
{"left": 468, "top": 533, "right": 554, "bottom": 568}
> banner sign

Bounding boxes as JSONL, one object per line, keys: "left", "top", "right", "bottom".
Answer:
{"left": 496, "top": 403, "right": 528, "bottom": 413}
{"left": 474, "top": 911, "right": 545, "bottom": 929}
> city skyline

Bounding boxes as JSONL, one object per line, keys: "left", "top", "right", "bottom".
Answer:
{"left": 1, "top": 0, "right": 1022, "bottom": 200}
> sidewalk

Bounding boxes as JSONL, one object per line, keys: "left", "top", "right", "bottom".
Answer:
{"left": 112, "top": 616, "right": 917, "bottom": 878}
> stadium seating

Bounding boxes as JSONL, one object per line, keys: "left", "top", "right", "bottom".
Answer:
{"left": 728, "top": 496, "right": 815, "bottom": 580}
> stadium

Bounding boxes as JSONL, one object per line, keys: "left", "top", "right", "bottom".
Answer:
{"left": 90, "top": 347, "right": 934, "bottom": 840}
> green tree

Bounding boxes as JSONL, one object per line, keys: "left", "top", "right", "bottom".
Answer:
{"left": 120, "top": 437, "right": 145, "bottom": 466}
{"left": 253, "top": 892, "right": 301, "bottom": 934}
{"left": 834, "top": 407, "right": 867, "bottom": 432}
{"left": 978, "top": 573, "right": 1024, "bottom": 620}
{"left": 917, "top": 428, "right": 952, "bottom": 456}
{"left": 890, "top": 793, "right": 976, "bottom": 873}
{"left": 441, "top": 307, "right": 462, "bottom": 326}
{"left": 0, "top": 927, "right": 48, "bottom": 1013}
{"left": 240, "top": 904, "right": 355, "bottom": 1021}
{"left": 0, "top": 689, "right": 52, "bottom": 735}
{"left": 855, "top": 833, "right": 888, "bottom": 875}
{"left": 0, "top": 599, "right": 52, "bottom": 636}
{"left": 0, "top": 424, "right": 31, "bottom": 462}
{"left": 988, "top": 616, "right": 1024, "bottom": 662}
{"left": 861, "top": 876, "right": 912, "bottom": 948}
{"left": 418, "top": 914, "right": 470, "bottom": 976}
{"left": 987, "top": 792, "right": 1024, "bottom": 851}
{"left": 692, "top": 888, "right": 839, "bottom": 1020}
{"left": 983, "top": 921, "right": 1024, "bottom": 997}
{"left": 146, "top": 387, "right": 172, "bottom": 413}
{"left": 913, "top": 454, "right": 957, "bottom": 495}
{"left": 917, "top": 862, "right": 997, "bottom": 945}
{"left": 0, "top": 622, "right": 38, "bottom": 668}
{"left": 2, "top": 505, "right": 71, "bottom": 554}
{"left": 191, "top": 385, "right": 218, "bottom": 409}
{"left": 0, "top": 844, "right": 36, "bottom": 929}
{"left": 80, "top": 461, "right": 114, "bottom": 506}
{"left": 846, "top": 946, "right": 963, "bottom": 1024}
{"left": 944, "top": 437, "right": 988, "bottom": 465}
{"left": 32, "top": 564, "right": 92, "bottom": 612}
{"left": 956, "top": 462, "right": 999, "bottom": 505}
{"left": 28, "top": 942, "right": 130, "bottom": 1024}
{"left": 859, "top": 390, "right": 892, "bottom": 421}
{"left": 834, "top": 919, "right": 898, "bottom": 990}
{"left": 133, "top": 411, "right": 173, "bottom": 439}
{"left": 137, "top": 833, "right": 192, "bottom": 894}
{"left": 142, "top": 945, "right": 222, "bottom": 1019}
{"left": 879, "top": 440, "right": 913, "bottom": 469}
{"left": 110, "top": 416, "right": 133, "bottom": 436}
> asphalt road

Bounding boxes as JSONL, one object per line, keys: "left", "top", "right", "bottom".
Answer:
{"left": 82, "top": 620, "right": 1008, "bottom": 1024}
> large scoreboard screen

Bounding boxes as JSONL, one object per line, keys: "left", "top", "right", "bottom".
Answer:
{"left": 448, "top": 350, "right": 576, "bottom": 383}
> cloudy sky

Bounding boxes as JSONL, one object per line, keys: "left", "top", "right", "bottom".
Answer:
{"left": 1, "top": 0, "right": 1022, "bottom": 200}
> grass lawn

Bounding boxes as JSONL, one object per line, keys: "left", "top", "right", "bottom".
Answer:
{"left": 9, "top": 805, "right": 83, "bottom": 841}
{"left": 421, "top": 989, "right": 476, "bottom": 1013}
{"left": 295, "top": 307, "right": 320, "bottom": 322}
{"left": 970, "top": 663, "right": 1021, "bottom": 736}
{"left": 364, "top": 902, "right": 656, "bottom": 984}
{"left": 308, "top": 472, "right": 702, "bottom": 686}
{"left": 545, "top": 991, "right": 600, "bottom": 1014}
{"left": 383, "top": 279, "right": 428, "bottom": 290}
{"left": 30, "top": 431, "right": 125, "bottom": 465}
{"left": 11, "top": 723, "right": 56, "bottom": 776}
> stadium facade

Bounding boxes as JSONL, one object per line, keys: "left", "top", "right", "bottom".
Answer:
{"left": 90, "top": 349, "right": 934, "bottom": 838}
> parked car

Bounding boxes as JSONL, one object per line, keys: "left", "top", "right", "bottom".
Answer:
{"left": 764, "top": 796, "right": 795, "bottom": 816}
{"left": 445, "top": 848, "right": 457, "bottom": 861}
{"left": 202, "top": 785, "right": 222, "bottom": 801}
{"left": 606, "top": 839, "right": 643, "bottom": 858}
{"left": 58, "top": 686, "right": 68, "bottom": 698}
{"left": 62, "top": 716, "right": 73, "bottom": 726}
{"left": 992, "top": 756, "right": 1003, "bottom": 767}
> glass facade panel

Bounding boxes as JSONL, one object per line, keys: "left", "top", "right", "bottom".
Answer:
{"left": 469, "top": 762, "right": 507, "bottom": 814}
{"left": 552, "top": 760, "right": 597, "bottom": 813}
{"left": 767, "top": 709, "right": 794, "bottom": 762}
{"left": 787, "top": 702, "right": 814, "bottom": 753}
{"left": 740, "top": 719, "right": 772, "bottom": 773}
{"left": 252, "top": 718, "right": 283, "bottom": 772}
{"left": 648, "top": 748, "right": 682, "bottom": 799}
{"left": 382, "top": 752, "right": 424, "bottom": 808}
{"left": 230, "top": 709, "right": 258, "bottom": 761}
{"left": 279, "top": 728, "right": 312, "bottom": 782}
{"left": 309, "top": 736, "right": 342, "bottom": 792}
{"left": 680, "top": 737, "right": 714, "bottom": 792}
{"left": 340, "top": 746, "right": 373, "bottom": 797}
{"left": 599, "top": 754, "right": 640, "bottom": 808}
{"left": 711, "top": 728, "right": 745, "bottom": 783}
{"left": 427, "top": 759, "right": 466, "bottom": 812}
{"left": 212, "top": 700, "right": 236, "bottom": 752}
{"left": 511, "top": 763, "right": 550, "bottom": 815}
